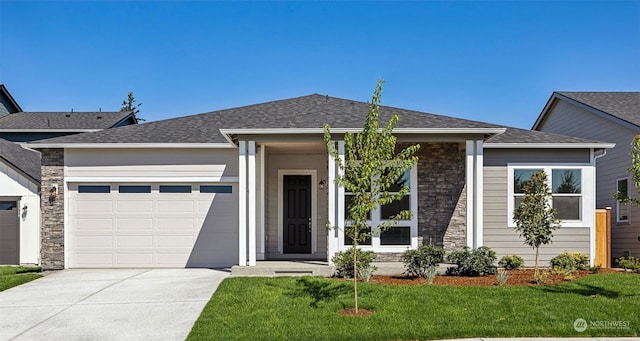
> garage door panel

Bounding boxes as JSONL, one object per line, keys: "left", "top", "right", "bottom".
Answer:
{"left": 75, "top": 253, "right": 114, "bottom": 266}
{"left": 158, "top": 200, "right": 194, "bottom": 213}
{"left": 116, "top": 200, "right": 153, "bottom": 213}
{"left": 116, "top": 218, "right": 154, "bottom": 231}
{"left": 69, "top": 182, "right": 238, "bottom": 268}
{"left": 74, "top": 218, "right": 114, "bottom": 231}
{"left": 157, "top": 235, "right": 194, "bottom": 247}
{"left": 76, "top": 200, "right": 113, "bottom": 213}
{"left": 116, "top": 235, "right": 154, "bottom": 247}
{"left": 116, "top": 253, "right": 154, "bottom": 265}
{"left": 75, "top": 235, "right": 114, "bottom": 247}
{"left": 158, "top": 218, "right": 194, "bottom": 230}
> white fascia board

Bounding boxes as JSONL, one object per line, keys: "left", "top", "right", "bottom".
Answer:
{"left": 0, "top": 129, "right": 101, "bottom": 132}
{"left": 27, "top": 143, "right": 236, "bottom": 149}
{"left": 484, "top": 143, "right": 616, "bottom": 149}
{"left": 221, "top": 127, "right": 506, "bottom": 135}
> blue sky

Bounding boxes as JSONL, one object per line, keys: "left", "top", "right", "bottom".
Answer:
{"left": 1, "top": 1, "right": 638, "bottom": 129}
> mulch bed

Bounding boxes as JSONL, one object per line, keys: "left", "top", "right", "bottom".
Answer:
{"left": 338, "top": 308, "right": 374, "bottom": 316}
{"left": 366, "top": 268, "right": 623, "bottom": 286}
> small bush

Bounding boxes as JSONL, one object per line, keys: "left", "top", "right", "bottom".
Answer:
{"left": 572, "top": 252, "right": 590, "bottom": 270}
{"left": 498, "top": 255, "right": 524, "bottom": 270}
{"left": 424, "top": 266, "right": 438, "bottom": 284}
{"left": 446, "top": 246, "right": 497, "bottom": 276}
{"left": 332, "top": 247, "right": 377, "bottom": 280}
{"left": 496, "top": 269, "right": 509, "bottom": 286}
{"left": 550, "top": 251, "right": 590, "bottom": 274}
{"left": 589, "top": 265, "right": 602, "bottom": 274}
{"left": 402, "top": 244, "right": 445, "bottom": 277}
{"left": 617, "top": 256, "right": 640, "bottom": 273}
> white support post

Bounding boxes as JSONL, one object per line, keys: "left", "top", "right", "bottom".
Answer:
{"left": 238, "top": 141, "right": 247, "bottom": 266}
{"left": 474, "top": 140, "right": 484, "bottom": 248}
{"left": 248, "top": 141, "right": 257, "bottom": 266}
{"left": 336, "top": 141, "right": 346, "bottom": 250}
{"left": 259, "top": 144, "right": 266, "bottom": 259}
{"left": 465, "top": 140, "right": 475, "bottom": 248}
{"left": 327, "top": 142, "right": 338, "bottom": 264}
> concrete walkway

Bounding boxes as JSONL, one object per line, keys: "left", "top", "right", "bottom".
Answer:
{"left": 0, "top": 268, "right": 229, "bottom": 341}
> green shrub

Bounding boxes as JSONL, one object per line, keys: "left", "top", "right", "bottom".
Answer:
{"left": 446, "top": 246, "right": 497, "bottom": 276}
{"left": 496, "top": 269, "right": 509, "bottom": 286}
{"left": 617, "top": 256, "right": 640, "bottom": 273}
{"left": 424, "top": 266, "right": 438, "bottom": 284}
{"left": 332, "top": 247, "right": 377, "bottom": 280}
{"left": 402, "top": 244, "right": 445, "bottom": 277}
{"left": 572, "top": 252, "right": 590, "bottom": 270}
{"left": 498, "top": 255, "right": 524, "bottom": 270}
{"left": 550, "top": 252, "right": 590, "bottom": 274}
{"left": 589, "top": 265, "right": 602, "bottom": 274}
{"left": 550, "top": 252, "right": 576, "bottom": 274}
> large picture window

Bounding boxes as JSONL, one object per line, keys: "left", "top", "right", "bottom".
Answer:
{"left": 617, "top": 178, "right": 629, "bottom": 223}
{"left": 508, "top": 165, "right": 592, "bottom": 227}
{"left": 342, "top": 166, "right": 417, "bottom": 250}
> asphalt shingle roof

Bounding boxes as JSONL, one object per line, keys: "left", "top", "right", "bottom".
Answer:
{"left": 0, "top": 111, "right": 133, "bottom": 130}
{"left": 29, "top": 94, "right": 606, "bottom": 146}
{"left": 556, "top": 92, "right": 640, "bottom": 127}
{"left": 0, "top": 138, "right": 40, "bottom": 182}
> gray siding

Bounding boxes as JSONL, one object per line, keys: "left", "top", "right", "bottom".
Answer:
{"left": 537, "top": 100, "right": 640, "bottom": 259}
{"left": 484, "top": 149, "right": 591, "bottom": 166}
{"left": 266, "top": 150, "right": 327, "bottom": 259}
{"left": 483, "top": 150, "right": 591, "bottom": 266}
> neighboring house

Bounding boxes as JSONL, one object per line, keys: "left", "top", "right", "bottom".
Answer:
{"left": 0, "top": 138, "right": 40, "bottom": 265}
{"left": 533, "top": 91, "right": 640, "bottom": 260}
{"left": 28, "top": 94, "right": 613, "bottom": 270}
{"left": 0, "top": 85, "right": 138, "bottom": 265}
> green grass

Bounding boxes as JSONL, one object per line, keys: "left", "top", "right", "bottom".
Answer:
{"left": 189, "top": 273, "right": 640, "bottom": 341}
{"left": 0, "top": 266, "right": 42, "bottom": 291}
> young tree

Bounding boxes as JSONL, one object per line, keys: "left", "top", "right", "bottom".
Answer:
{"left": 614, "top": 135, "right": 640, "bottom": 205}
{"left": 120, "top": 91, "right": 145, "bottom": 122}
{"left": 324, "top": 80, "right": 419, "bottom": 312}
{"left": 512, "top": 170, "right": 561, "bottom": 278}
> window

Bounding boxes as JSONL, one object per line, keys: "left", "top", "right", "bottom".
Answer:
{"left": 119, "top": 185, "right": 151, "bottom": 193}
{"left": 0, "top": 202, "right": 17, "bottom": 210}
{"left": 200, "top": 185, "right": 233, "bottom": 193}
{"left": 617, "top": 178, "right": 629, "bottom": 223}
{"left": 552, "top": 169, "right": 581, "bottom": 220}
{"left": 508, "top": 165, "right": 591, "bottom": 227}
{"left": 342, "top": 166, "right": 417, "bottom": 249}
{"left": 159, "top": 185, "right": 192, "bottom": 193}
{"left": 78, "top": 185, "right": 110, "bottom": 193}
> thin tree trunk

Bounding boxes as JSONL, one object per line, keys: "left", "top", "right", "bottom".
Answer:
{"left": 353, "top": 246, "right": 358, "bottom": 313}
{"left": 534, "top": 247, "right": 540, "bottom": 278}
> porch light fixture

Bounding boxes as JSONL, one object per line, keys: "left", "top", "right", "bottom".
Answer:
{"left": 319, "top": 179, "right": 327, "bottom": 190}
{"left": 22, "top": 205, "right": 28, "bottom": 215}
{"left": 49, "top": 184, "right": 58, "bottom": 205}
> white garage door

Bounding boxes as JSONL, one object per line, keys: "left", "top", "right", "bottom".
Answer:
{"left": 68, "top": 183, "right": 238, "bottom": 268}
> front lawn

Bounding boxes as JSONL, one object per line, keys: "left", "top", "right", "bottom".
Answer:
{"left": 189, "top": 273, "right": 639, "bottom": 340}
{"left": 0, "top": 266, "right": 42, "bottom": 291}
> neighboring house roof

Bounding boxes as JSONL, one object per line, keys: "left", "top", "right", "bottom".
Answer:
{"left": 0, "top": 111, "right": 136, "bottom": 131}
{"left": 0, "top": 138, "right": 41, "bottom": 183}
{"left": 28, "top": 94, "right": 611, "bottom": 148}
{"left": 0, "top": 84, "right": 23, "bottom": 113}
{"left": 533, "top": 92, "right": 640, "bottom": 130}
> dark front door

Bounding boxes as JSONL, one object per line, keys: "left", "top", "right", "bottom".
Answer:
{"left": 283, "top": 175, "right": 312, "bottom": 254}
{"left": 0, "top": 201, "right": 19, "bottom": 265}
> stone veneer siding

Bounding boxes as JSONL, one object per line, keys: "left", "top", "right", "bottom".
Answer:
{"left": 376, "top": 143, "right": 467, "bottom": 261}
{"left": 40, "top": 149, "right": 65, "bottom": 270}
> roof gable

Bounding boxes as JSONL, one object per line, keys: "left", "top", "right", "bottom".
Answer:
{"left": 534, "top": 92, "right": 640, "bottom": 130}
{"left": 0, "top": 84, "right": 23, "bottom": 117}
{"left": 0, "top": 138, "right": 40, "bottom": 183}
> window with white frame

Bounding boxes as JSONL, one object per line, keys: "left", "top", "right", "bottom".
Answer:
{"left": 617, "top": 178, "right": 629, "bottom": 223}
{"left": 508, "top": 165, "right": 589, "bottom": 227}
{"left": 343, "top": 166, "right": 417, "bottom": 249}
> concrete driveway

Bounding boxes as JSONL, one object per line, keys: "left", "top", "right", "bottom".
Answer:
{"left": 0, "top": 268, "right": 229, "bottom": 341}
